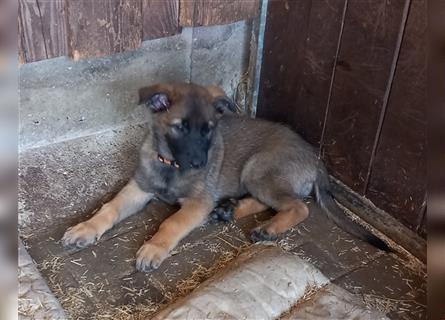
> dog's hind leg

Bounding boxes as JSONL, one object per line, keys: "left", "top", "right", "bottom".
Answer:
{"left": 235, "top": 198, "right": 269, "bottom": 219}
{"left": 250, "top": 198, "right": 308, "bottom": 242}
{"left": 209, "top": 197, "right": 268, "bottom": 222}
{"left": 242, "top": 172, "right": 310, "bottom": 242}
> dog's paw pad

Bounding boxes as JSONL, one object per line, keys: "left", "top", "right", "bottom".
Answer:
{"left": 250, "top": 228, "right": 278, "bottom": 243}
{"left": 136, "top": 243, "right": 168, "bottom": 272}
{"left": 62, "top": 222, "right": 100, "bottom": 249}
{"left": 209, "top": 198, "right": 237, "bottom": 223}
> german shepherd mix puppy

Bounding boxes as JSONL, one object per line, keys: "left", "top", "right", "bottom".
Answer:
{"left": 62, "top": 83, "right": 389, "bottom": 271}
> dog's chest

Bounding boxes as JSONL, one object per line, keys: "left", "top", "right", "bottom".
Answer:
{"left": 151, "top": 166, "right": 178, "bottom": 203}
{"left": 153, "top": 166, "right": 198, "bottom": 204}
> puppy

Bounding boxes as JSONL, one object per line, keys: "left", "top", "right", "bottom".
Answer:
{"left": 62, "top": 83, "right": 389, "bottom": 272}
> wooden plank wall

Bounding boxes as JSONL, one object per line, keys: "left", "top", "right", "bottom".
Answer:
{"left": 18, "top": 0, "right": 48, "bottom": 62}
{"left": 429, "top": 0, "right": 445, "bottom": 239}
{"left": 18, "top": 0, "right": 260, "bottom": 63}
{"left": 66, "top": 0, "right": 142, "bottom": 60}
{"left": 142, "top": 0, "right": 179, "bottom": 40}
{"left": 180, "top": 0, "right": 259, "bottom": 27}
{"left": 38, "top": 0, "right": 68, "bottom": 59}
{"left": 366, "top": 0, "right": 426, "bottom": 230}
{"left": 257, "top": 0, "right": 346, "bottom": 147}
{"left": 257, "top": 0, "right": 426, "bottom": 233}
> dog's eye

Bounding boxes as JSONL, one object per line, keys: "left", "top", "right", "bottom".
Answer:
{"left": 171, "top": 123, "right": 184, "bottom": 133}
{"left": 171, "top": 120, "right": 188, "bottom": 134}
{"left": 201, "top": 122, "right": 213, "bottom": 136}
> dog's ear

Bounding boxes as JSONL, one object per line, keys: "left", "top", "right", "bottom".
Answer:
{"left": 207, "top": 85, "right": 237, "bottom": 114}
{"left": 138, "top": 84, "right": 174, "bottom": 113}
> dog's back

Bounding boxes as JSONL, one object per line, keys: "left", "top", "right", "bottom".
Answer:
{"left": 213, "top": 115, "right": 319, "bottom": 200}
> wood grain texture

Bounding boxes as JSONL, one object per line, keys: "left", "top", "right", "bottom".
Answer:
{"left": 366, "top": 0, "right": 426, "bottom": 230}
{"left": 417, "top": 194, "right": 427, "bottom": 237}
{"left": 142, "top": 0, "right": 180, "bottom": 40}
{"left": 179, "top": 0, "right": 194, "bottom": 27}
{"left": 257, "top": 0, "right": 346, "bottom": 147}
{"left": 18, "top": 0, "right": 47, "bottom": 62}
{"left": 430, "top": 0, "right": 445, "bottom": 235}
{"left": 180, "top": 0, "right": 260, "bottom": 27}
{"left": 330, "top": 178, "right": 426, "bottom": 262}
{"left": 320, "top": 0, "right": 408, "bottom": 193}
{"left": 38, "top": 0, "right": 68, "bottom": 58}
{"left": 257, "top": 0, "right": 312, "bottom": 128}
{"left": 67, "top": 0, "right": 142, "bottom": 60}
{"left": 18, "top": 11, "right": 27, "bottom": 65}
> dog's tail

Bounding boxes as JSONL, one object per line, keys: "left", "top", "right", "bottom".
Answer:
{"left": 314, "top": 166, "right": 391, "bottom": 252}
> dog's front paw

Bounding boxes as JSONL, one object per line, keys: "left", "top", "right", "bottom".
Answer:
{"left": 250, "top": 227, "right": 278, "bottom": 243}
{"left": 62, "top": 221, "right": 101, "bottom": 249}
{"left": 136, "top": 242, "right": 169, "bottom": 272}
{"left": 209, "top": 198, "right": 237, "bottom": 223}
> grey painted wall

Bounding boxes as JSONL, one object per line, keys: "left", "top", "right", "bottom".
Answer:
{"left": 19, "top": 21, "right": 253, "bottom": 150}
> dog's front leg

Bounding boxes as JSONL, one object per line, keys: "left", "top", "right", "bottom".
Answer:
{"left": 62, "top": 179, "right": 153, "bottom": 248}
{"left": 136, "top": 197, "right": 213, "bottom": 272}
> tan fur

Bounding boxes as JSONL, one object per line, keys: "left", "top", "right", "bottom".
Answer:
{"left": 136, "top": 198, "right": 213, "bottom": 269}
{"left": 260, "top": 199, "right": 309, "bottom": 235}
{"left": 62, "top": 180, "right": 153, "bottom": 247}
{"left": 233, "top": 197, "right": 268, "bottom": 219}
{"left": 206, "top": 85, "right": 226, "bottom": 98}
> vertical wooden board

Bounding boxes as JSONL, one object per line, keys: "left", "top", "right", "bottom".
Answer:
{"left": 67, "top": 0, "right": 141, "bottom": 60}
{"left": 418, "top": 201, "right": 426, "bottom": 238}
{"left": 257, "top": 0, "right": 313, "bottom": 128}
{"left": 118, "top": 0, "right": 142, "bottom": 52}
{"left": 417, "top": 196, "right": 427, "bottom": 238}
{"left": 18, "top": 12, "right": 27, "bottom": 65}
{"left": 142, "top": 0, "right": 180, "bottom": 40}
{"left": 292, "top": 0, "right": 347, "bottom": 147}
{"left": 366, "top": 0, "right": 426, "bottom": 230}
{"left": 66, "top": 0, "right": 108, "bottom": 59}
{"left": 430, "top": 0, "right": 445, "bottom": 237}
{"left": 321, "top": 0, "right": 408, "bottom": 193}
{"left": 257, "top": 0, "right": 346, "bottom": 147}
{"left": 18, "top": 0, "right": 47, "bottom": 62}
{"left": 180, "top": 0, "right": 260, "bottom": 27}
{"left": 179, "top": 0, "right": 195, "bottom": 27}
{"left": 37, "top": 0, "right": 68, "bottom": 58}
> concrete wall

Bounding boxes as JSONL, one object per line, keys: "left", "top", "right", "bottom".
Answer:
{"left": 19, "top": 21, "right": 252, "bottom": 150}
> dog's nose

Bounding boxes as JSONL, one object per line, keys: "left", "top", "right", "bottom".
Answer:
{"left": 190, "top": 159, "right": 205, "bottom": 169}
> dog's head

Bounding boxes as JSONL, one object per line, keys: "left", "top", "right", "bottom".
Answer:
{"left": 138, "top": 83, "right": 236, "bottom": 171}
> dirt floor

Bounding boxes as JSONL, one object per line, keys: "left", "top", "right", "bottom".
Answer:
{"left": 19, "top": 124, "right": 427, "bottom": 320}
